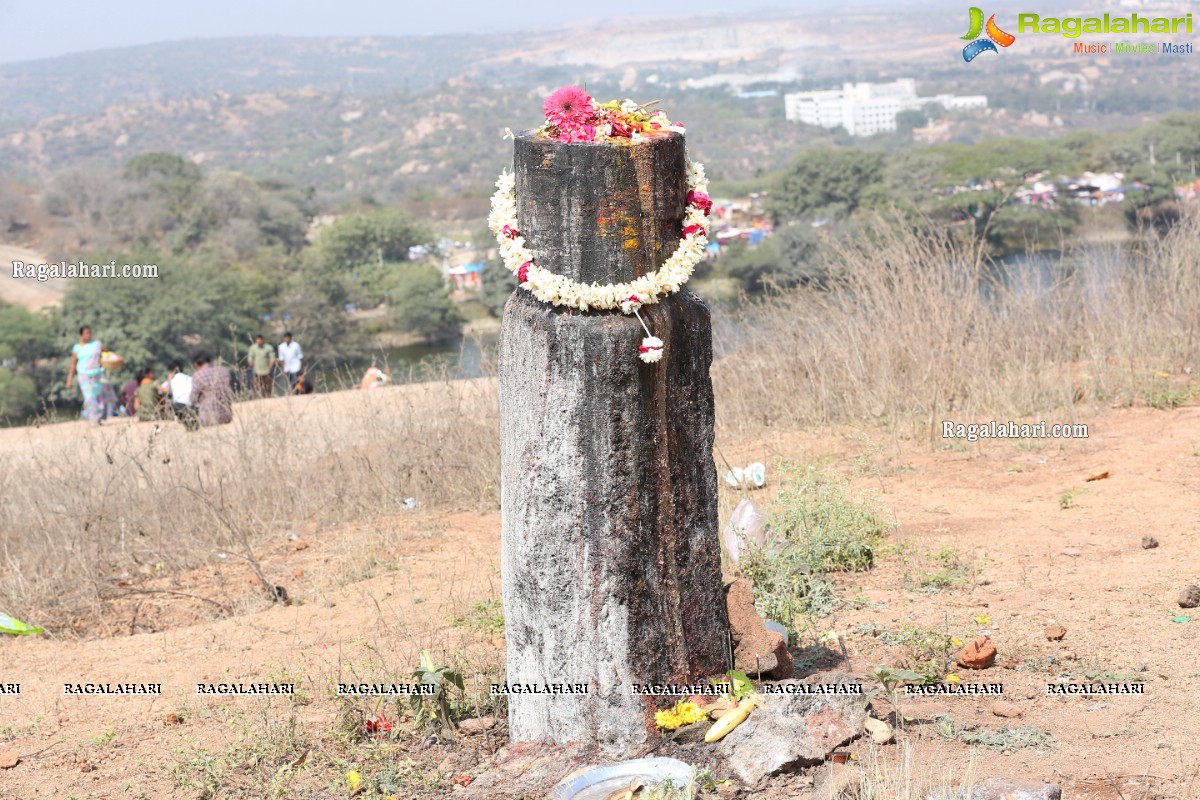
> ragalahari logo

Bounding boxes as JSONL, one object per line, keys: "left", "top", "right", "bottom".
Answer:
{"left": 961, "top": 7, "right": 1016, "bottom": 61}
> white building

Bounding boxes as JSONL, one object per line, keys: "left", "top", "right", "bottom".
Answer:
{"left": 784, "top": 80, "right": 987, "bottom": 137}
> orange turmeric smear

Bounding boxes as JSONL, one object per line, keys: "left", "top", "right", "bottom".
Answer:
{"left": 623, "top": 224, "right": 639, "bottom": 250}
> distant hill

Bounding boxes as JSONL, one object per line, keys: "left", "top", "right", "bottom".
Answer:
{"left": 0, "top": 35, "right": 517, "bottom": 122}
{"left": 0, "top": 10, "right": 1197, "bottom": 209}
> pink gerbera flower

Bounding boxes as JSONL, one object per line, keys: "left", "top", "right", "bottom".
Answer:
{"left": 544, "top": 85, "right": 595, "bottom": 126}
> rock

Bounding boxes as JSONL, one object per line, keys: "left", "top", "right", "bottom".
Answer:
{"left": 716, "top": 673, "right": 866, "bottom": 785}
{"left": 863, "top": 716, "right": 893, "bottom": 744}
{"left": 1085, "top": 471, "right": 1109, "bottom": 482}
{"left": 0, "top": 751, "right": 17, "bottom": 769}
{"left": 926, "top": 778, "right": 1062, "bottom": 800}
{"left": 1141, "top": 535, "right": 1159, "bottom": 550}
{"left": 955, "top": 636, "right": 997, "bottom": 670}
{"left": 708, "top": 697, "right": 735, "bottom": 720}
{"left": 459, "top": 741, "right": 589, "bottom": 800}
{"left": 1060, "top": 547, "right": 1082, "bottom": 557}
{"left": 1178, "top": 585, "right": 1200, "bottom": 609}
{"left": 291, "top": 540, "right": 309, "bottom": 551}
{"left": 726, "top": 577, "right": 794, "bottom": 680}
{"left": 812, "top": 763, "right": 863, "bottom": 800}
{"left": 1043, "top": 625, "right": 1066, "bottom": 641}
{"left": 163, "top": 712, "right": 184, "bottom": 725}
{"left": 722, "top": 498, "right": 768, "bottom": 567}
{"left": 991, "top": 700, "right": 1024, "bottom": 718}
{"left": 457, "top": 716, "right": 497, "bottom": 735}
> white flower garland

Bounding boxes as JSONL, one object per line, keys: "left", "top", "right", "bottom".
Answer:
{"left": 488, "top": 156, "right": 710, "bottom": 317}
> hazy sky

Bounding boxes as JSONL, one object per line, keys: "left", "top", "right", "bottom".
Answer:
{"left": 0, "top": 0, "right": 807, "bottom": 64}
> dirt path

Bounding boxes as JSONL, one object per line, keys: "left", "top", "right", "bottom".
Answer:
{"left": 0, "top": 402, "right": 1197, "bottom": 798}
{"left": 0, "top": 244, "right": 62, "bottom": 309}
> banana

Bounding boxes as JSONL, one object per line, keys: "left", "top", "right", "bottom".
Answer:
{"left": 704, "top": 696, "right": 756, "bottom": 743}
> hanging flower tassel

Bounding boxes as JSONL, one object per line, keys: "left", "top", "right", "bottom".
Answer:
{"left": 639, "top": 336, "right": 664, "bottom": 363}
{"left": 627, "top": 297, "right": 664, "bottom": 364}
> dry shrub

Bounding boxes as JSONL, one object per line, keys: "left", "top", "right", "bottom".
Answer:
{"left": 713, "top": 210, "right": 1200, "bottom": 437}
{"left": 0, "top": 376, "right": 499, "bottom": 631}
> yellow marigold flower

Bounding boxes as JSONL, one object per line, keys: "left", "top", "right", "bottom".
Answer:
{"left": 945, "top": 673, "right": 961, "bottom": 683}
{"left": 975, "top": 614, "right": 990, "bottom": 625}
{"left": 951, "top": 637, "right": 963, "bottom": 647}
{"left": 346, "top": 770, "right": 362, "bottom": 791}
{"left": 655, "top": 700, "right": 707, "bottom": 730}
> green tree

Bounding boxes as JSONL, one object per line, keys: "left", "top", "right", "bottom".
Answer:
{"left": 722, "top": 225, "right": 824, "bottom": 292}
{"left": 0, "top": 368, "right": 37, "bottom": 422}
{"left": 877, "top": 139, "right": 1082, "bottom": 253}
{"left": 275, "top": 256, "right": 364, "bottom": 364}
{"left": 768, "top": 148, "right": 885, "bottom": 223}
{"left": 314, "top": 208, "right": 430, "bottom": 272}
{"left": 387, "top": 265, "right": 463, "bottom": 342}
{"left": 478, "top": 258, "right": 517, "bottom": 318}
{"left": 0, "top": 302, "right": 56, "bottom": 366}
{"left": 58, "top": 253, "right": 265, "bottom": 370}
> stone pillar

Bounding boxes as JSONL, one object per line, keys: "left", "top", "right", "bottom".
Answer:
{"left": 498, "top": 131, "right": 729, "bottom": 755}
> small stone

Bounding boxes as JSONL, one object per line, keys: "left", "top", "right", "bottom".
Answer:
{"left": 0, "top": 751, "right": 18, "bottom": 769}
{"left": 812, "top": 762, "right": 863, "bottom": 800}
{"left": 292, "top": 540, "right": 309, "bottom": 551}
{"left": 1044, "top": 625, "right": 1066, "bottom": 641}
{"left": 991, "top": 700, "right": 1023, "bottom": 718}
{"left": 457, "top": 717, "right": 496, "bottom": 735}
{"left": 1060, "top": 547, "right": 1082, "bottom": 557}
{"left": 1141, "top": 536, "right": 1159, "bottom": 549}
{"left": 164, "top": 712, "right": 184, "bottom": 725}
{"left": 970, "top": 778, "right": 1061, "bottom": 800}
{"left": 1178, "top": 585, "right": 1200, "bottom": 609}
{"left": 956, "top": 636, "right": 997, "bottom": 670}
{"left": 864, "top": 716, "right": 893, "bottom": 744}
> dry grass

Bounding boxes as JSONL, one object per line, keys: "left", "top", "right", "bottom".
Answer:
{"left": 3, "top": 211, "right": 1198, "bottom": 634}
{"left": 0, "top": 379, "right": 499, "bottom": 633}
{"left": 712, "top": 210, "right": 1200, "bottom": 439}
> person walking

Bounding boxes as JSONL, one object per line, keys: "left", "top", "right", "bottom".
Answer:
{"left": 189, "top": 352, "right": 234, "bottom": 427}
{"left": 65, "top": 325, "right": 104, "bottom": 424}
{"left": 277, "top": 332, "right": 304, "bottom": 393}
{"left": 246, "top": 334, "right": 275, "bottom": 399}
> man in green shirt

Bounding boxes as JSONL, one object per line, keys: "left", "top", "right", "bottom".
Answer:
{"left": 246, "top": 334, "right": 276, "bottom": 398}
{"left": 134, "top": 367, "right": 161, "bottom": 422}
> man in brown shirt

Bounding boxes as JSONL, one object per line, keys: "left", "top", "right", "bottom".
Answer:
{"left": 189, "top": 352, "right": 234, "bottom": 427}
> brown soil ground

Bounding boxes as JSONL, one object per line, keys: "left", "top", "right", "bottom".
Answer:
{"left": 0, "top": 388, "right": 1197, "bottom": 799}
